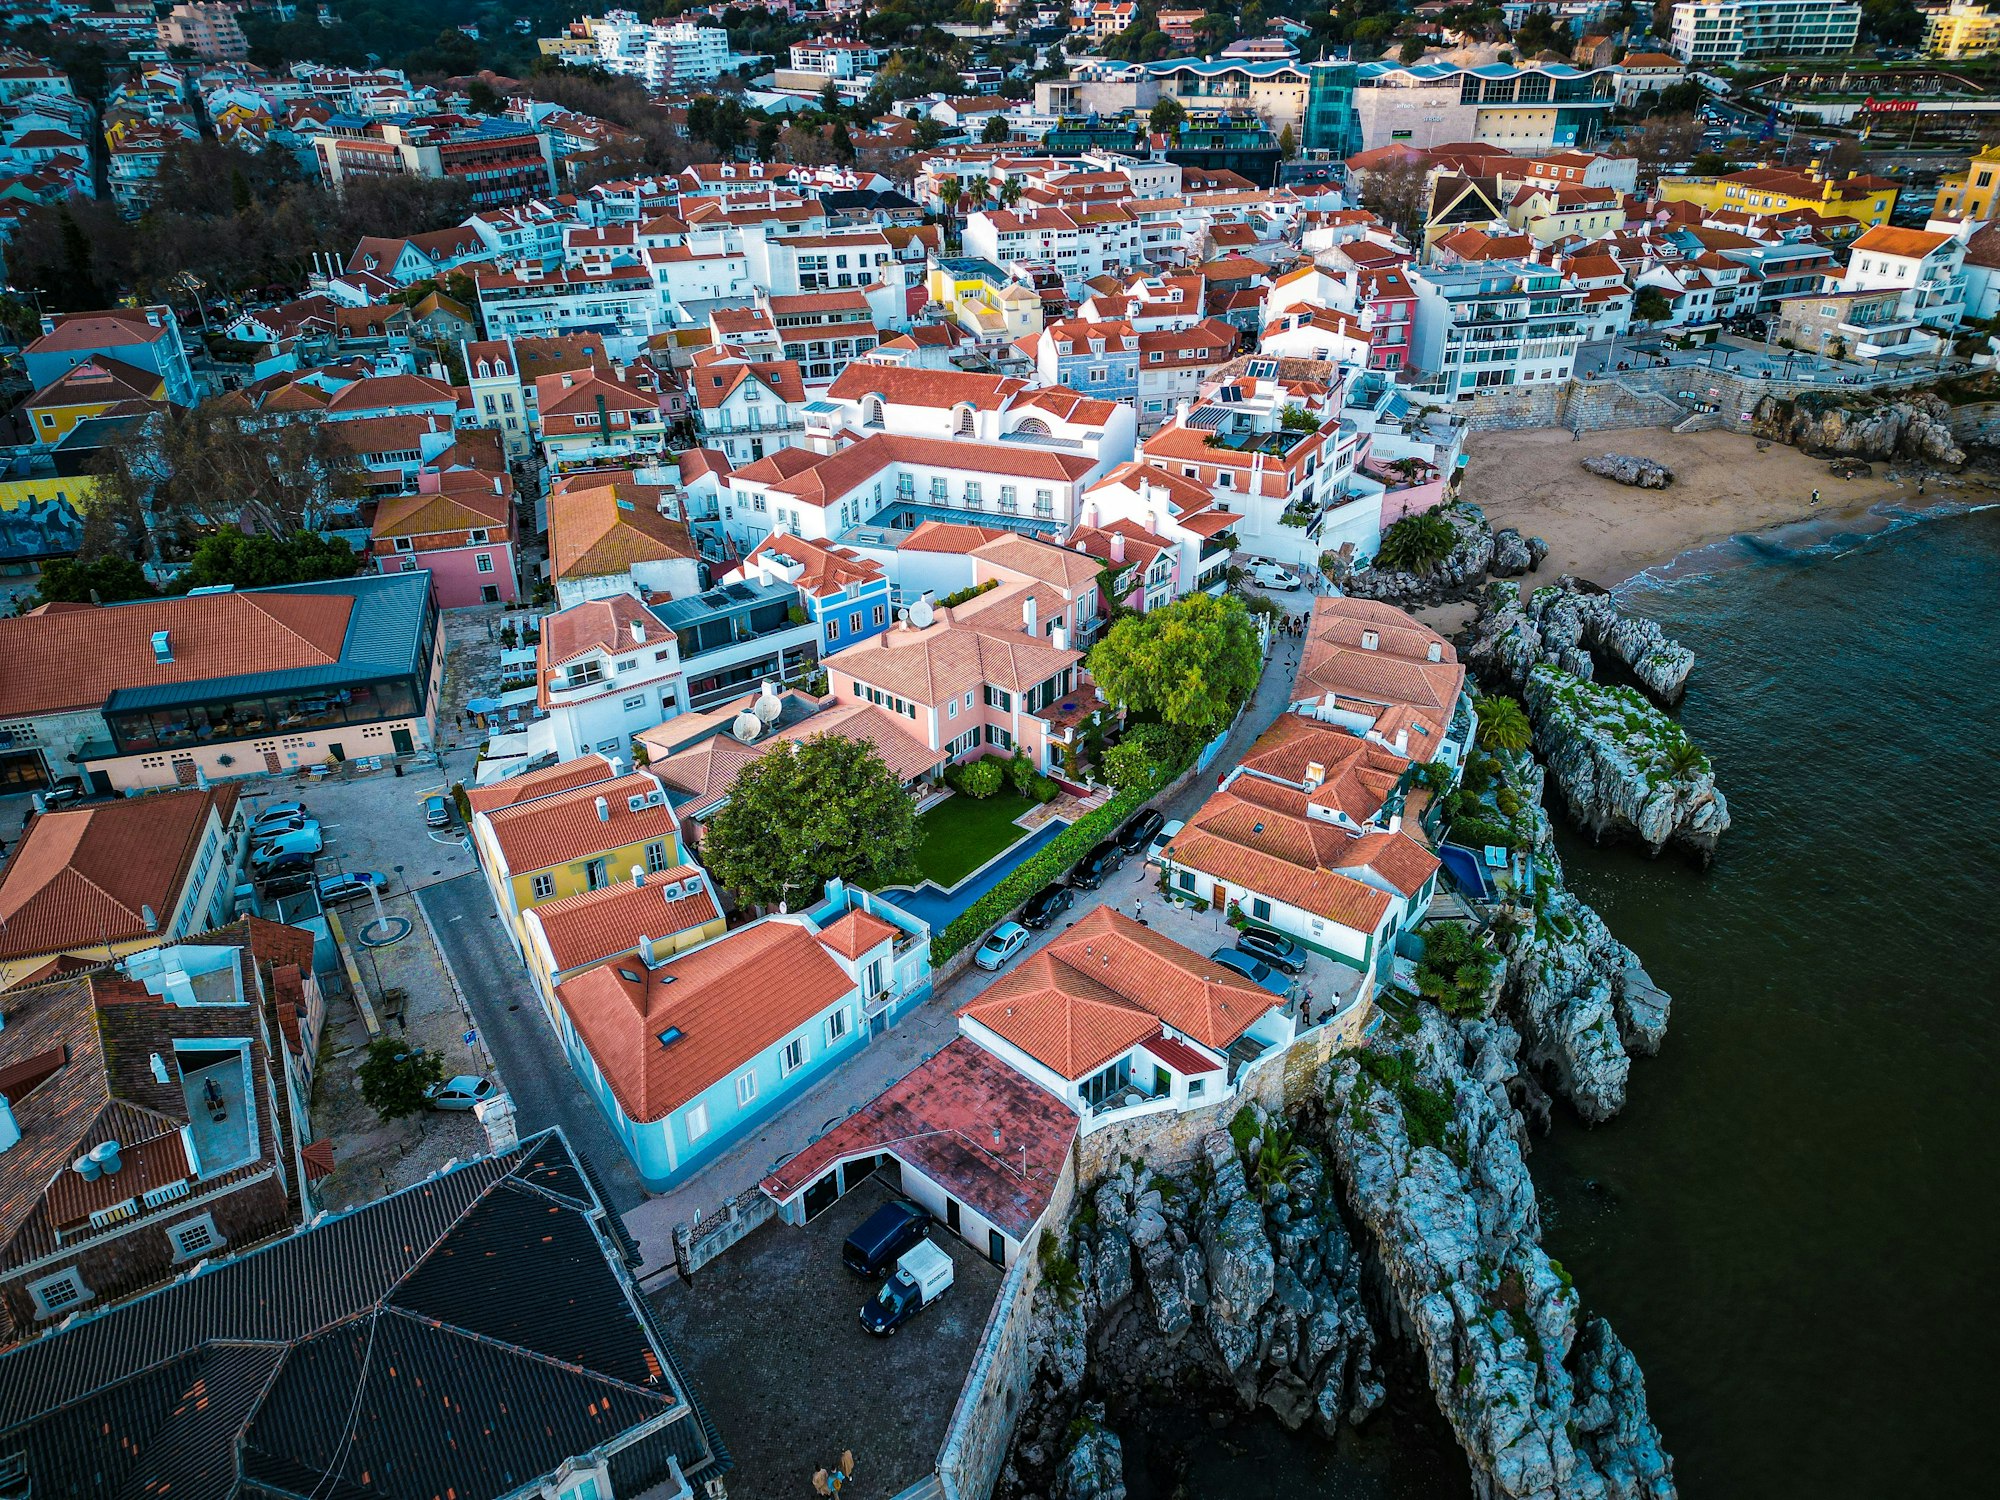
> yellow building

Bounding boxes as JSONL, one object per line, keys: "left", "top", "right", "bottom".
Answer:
{"left": 927, "top": 259, "right": 1044, "bottom": 344}
{"left": 1936, "top": 144, "right": 2000, "bottom": 222}
{"left": 0, "top": 786, "right": 246, "bottom": 991}
{"left": 1504, "top": 186, "right": 1627, "bottom": 244}
{"left": 468, "top": 756, "right": 695, "bottom": 958}
{"left": 1659, "top": 166, "right": 1899, "bottom": 229}
{"left": 1925, "top": 2, "right": 2000, "bottom": 58}
{"left": 24, "top": 356, "right": 164, "bottom": 446}
{"left": 516, "top": 865, "right": 725, "bottom": 1031}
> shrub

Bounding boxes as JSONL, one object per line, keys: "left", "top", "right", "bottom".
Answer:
{"left": 957, "top": 758, "right": 1004, "bottom": 798}
{"left": 1005, "top": 753, "right": 1037, "bottom": 796}
{"left": 1415, "top": 921, "right": 1500, "bottom": 1019}
{"left": 937, "top": 579, "right": 998, "bottom": 609}
{"left": 1101, "top": 738, "right": 1159, "bottom": 793}
{"left": 1374, "top": 510, "right": 1459, "bottom": 575}
{"left": 1031, "top": 774, "right": 1062, "bottom": 803}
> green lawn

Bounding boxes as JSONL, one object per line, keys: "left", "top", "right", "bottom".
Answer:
{"left": 914, "top": 791, "right": 1038, "bottom": 888}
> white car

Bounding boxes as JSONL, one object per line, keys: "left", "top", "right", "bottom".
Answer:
{"left": 427, "top": 1075, "right": 496, "bottom": 1110}
{"left": 252, "top": 826, "right": 323, "bottom": 864}
{"left": 251, "top": 800, "right": 310, "bottom": 831}
{"left": 1248, "top": 562, "right": 1301, "bottom": 591}
{"left": 1147, "top": 818, "right": 1185, "bottom": 865}
{"left": 973, "top": 922, "right": 1031, "bottom": 971}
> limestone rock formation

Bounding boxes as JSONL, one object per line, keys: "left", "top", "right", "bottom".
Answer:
{"left": 1339, "top": 499, "right": 1496, "bottom": 605}
{"left": 1325, "top": 1010, "right": 1677, "bottom": 1500}
{"left": 1521, "top": 664, "right": 1730, "bottom": 864}
{"left": 1583, "top": 453, "right": 1673, "bottom": 488}
{"left": 1750, "top": 390, "right": 1965, "bottom": 467}
{"left": 1491, "top": 527, "right": 1535, "bottom": 577}
{"left": 1054, "top": 1405, "right": 1127, "bottom": 1500}
{"left": 1466, "top": 580, "right": 1696, "bottom": 707}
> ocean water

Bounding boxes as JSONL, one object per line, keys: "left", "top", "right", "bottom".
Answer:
{"left": 1538, "top": 504, "right": 2000, "bottom": 1496}
{"left": 1119, "top": 506, "right": 2000, "bottom": 1496}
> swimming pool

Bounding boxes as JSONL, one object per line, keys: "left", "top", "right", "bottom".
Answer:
{"left": 882, "top": 817, "right": 1072, "bottom": 931}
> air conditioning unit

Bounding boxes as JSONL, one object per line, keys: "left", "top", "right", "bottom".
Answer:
{"left": 626, "top": 794, "right": 646, "bottom": 812}
{"left": 659, "top": 881, "right": 683, "bottom": 900}
{"left": 646, "top": 789, "right": 665, "bottom": 806}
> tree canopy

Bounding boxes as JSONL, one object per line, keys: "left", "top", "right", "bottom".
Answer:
{"left": 701, "top": 734, "right": 922, "bottom": 909}
{"left": 32, "top": 555, "right": 158, "bottom": 608}
{"left": 173, "top": 530, "right": 363, "bottom": 593}
{"left": 357, "top": 1038, "right": 445, "bottom": 1122}
{"left": 1086, "top": 592, "right": 1262, "bottom": 735}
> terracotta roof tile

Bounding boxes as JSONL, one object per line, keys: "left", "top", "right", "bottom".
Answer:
{"left": 481, "top": 772, "right": 680, "bottom": 874}
{"left": 528, "top": 866, "right": 721, "bottom": 973}
{"left": 547, "top": 475, "right": 697, "bottom": 582}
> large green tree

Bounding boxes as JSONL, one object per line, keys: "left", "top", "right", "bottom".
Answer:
{"left": 702, "top": 734, "right": 921, "bottom": 909}
{"left": 357, "top": 1038, "right": 445, "bottom": 1122}
{"left": 33, "top": 555, "right": 158, "bottom": 607}
{"left": 173, "top": 530, "right": 362, "bottom": 592}
{"left": 1086, "top": 592, "right": 1262, "bottom": 736}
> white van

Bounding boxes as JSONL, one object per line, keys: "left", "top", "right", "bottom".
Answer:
{"left": 1248, "top": 562, "right": 1301, "bottom": 591}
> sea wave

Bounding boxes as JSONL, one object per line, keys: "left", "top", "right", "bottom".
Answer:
{"left": 1614, "top": 497, "right": 2000, "bottom": 601}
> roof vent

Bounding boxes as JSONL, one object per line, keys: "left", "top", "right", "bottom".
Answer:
{"left": 1360, "top": 630, "right": 1379, "bottom": 651}
{"left": 595, "top": 795, "right": 610, "bottom": 822}
{"left": 631, "top": 864, "right": 646, "bottom": 885}
{"left": 1426, "top": 642, "right": 1443, "bottom": 662}
{"left": 151, "top": 629, "right": 173, "bottom": 664}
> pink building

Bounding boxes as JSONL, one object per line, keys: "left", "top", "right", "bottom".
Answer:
{"left": 370, "top": 469, "right": 519, "bottom": 607}
{"left": 827, "top": 582, "right": 1096, "bottom": 777}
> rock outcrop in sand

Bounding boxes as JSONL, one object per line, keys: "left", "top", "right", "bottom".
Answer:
{"left": 1582, "top": 453, "right": 1673, "bottom": 489}
{"left": 1750, "top": 391, "right": 1965, "bottom": 467}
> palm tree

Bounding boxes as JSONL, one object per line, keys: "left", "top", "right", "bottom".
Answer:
{"left": 999, "top": 176, "right": 1023, "bottom": 209}
{"left": 1476, "top": 696, "right": 1532, "bottom": 755}
{"left": 1662, "top": 739, "right": 1707, "bottom": 779}
{"left": 1373, "top": 511, "right": 1458, "bottom": 575}
{"left": 1249, "top": 1125, "right": 1308, "bottom": 1204}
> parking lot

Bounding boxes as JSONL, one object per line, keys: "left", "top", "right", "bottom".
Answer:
{"left": 650, "top": 1174, "right": 1003, "bottom": 1500}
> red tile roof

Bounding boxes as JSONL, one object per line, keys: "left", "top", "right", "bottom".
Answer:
{"left": 466, "top": 753, "right": 619, "bottom": 814}
{"left": 555, "top": 919, "right": 857, "bottom": 1121}
{"left": 818, "top": 907, "right": 898, "bottom": 961}
{"left": 547, "top": 474, "right": 697, "bottom": 582}
{"left": 481, "top": 772, "right": 680, "bottom": 875}
{"left": 528, "top": 867, "right": 721, "bottom": 973}
{"left": 760, "top": 1038, "right": 1076, "bottom": 1237}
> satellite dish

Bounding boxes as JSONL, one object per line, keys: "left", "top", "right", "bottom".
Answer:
{"left": 731, "top": 711, "right": 764, "bottom": 743}
{"left": 907, "top": 599, "right": 936, "bottom": 629}
{"left": 753, "top": 685, "right": 783, "bottom": 725}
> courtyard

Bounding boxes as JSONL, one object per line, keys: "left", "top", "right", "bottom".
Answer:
{"left": 912, "top": 788, "right": 1043, "bottom": 887}
{"left": 651, "top": 1173, "right": 1003, "bottom": 1499}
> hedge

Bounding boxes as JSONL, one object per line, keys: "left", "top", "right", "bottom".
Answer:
{"left": 932, "top": 748, "right": 1197, "bottom": 962}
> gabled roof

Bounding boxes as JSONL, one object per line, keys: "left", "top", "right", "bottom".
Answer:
{"left": 26, "top": 354, "right": 163, "bottom": 410}
{"left": 957, "top": 906, "right": 1276, "bottom": 1080}
{"left": 0, "top": 1130, "right": 727, "bottom": 1499}
{"left": 25, "top": 309, "right": 172, "bottom": 356}
{"left": 839, "top": 589, "right": 1080, "bottom": 705}
{"left": 466, "top": 753, "right": 619, "bottom": 815}
{"left": 370, "top": 481, "right": 509, "bottom": 541}
{"left": 761, "top": 1038, "right": 1075, "bottom": 1238}
{"left": 0, "top": 787, "right": 239, "bottom": 960}
{"left": 539, "top": 594, "right": 664, "bottom": 672}
{"left": 482, "top": 771, "right": 679, "bottom": 876}
{"left": 1293, "top": 595, "right": 1464, "bottom": 753}
{"left": 529, "top": 867, "right": 721, "bottom": 973}
{"left": 555, "top": 920, "right": 857, "bottom": 1121}
{"left": 826, "top": 362, "right": 1025, "bottom": 411}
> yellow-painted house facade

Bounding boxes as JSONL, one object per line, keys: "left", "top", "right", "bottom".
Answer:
{"left": 468, "top": 757, "right": 695, "bottom": 958}
{"left": 24, "top": 355, "right": 165, "bottom": 446}
{"left": 1659, "top": 167, "right": 1899, "bottom": 229}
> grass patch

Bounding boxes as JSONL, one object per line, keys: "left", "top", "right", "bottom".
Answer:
{"left": 913, "top": 790, "right": 1039, "bottom": 888}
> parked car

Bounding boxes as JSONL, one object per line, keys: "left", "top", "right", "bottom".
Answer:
{"left": 1072, "top": 840, "right": 1125, "bottom": 888}
{"left": 1234, "top": 926, "right": 1307, "bottom": 975}
{"left": 426, "top": 1074, "right": 495, "bottom": 1110}
{"left": 424, "top": 794, "right": 453, "bottom": 829}
{"left": 1115, "top": 807, "right": 1165, "bottom": 855}
{"left": 1020, "top": 884, "right": 1074, "bottom": 929}
{"left": 973, "top": 921, "right": 1031, "bottom": 971}
{"left": 317, "top": 870, "right": 388, "bottom": 906}
{"left": 249, "top": 814, "right": 319, "bottom": 842}
{"left": 1209, "top": 947, "right": 1292, "bottom": 996}
{"left": 257, "top": 851, "right": 316, "bottom": 885}
{"left": 251, "top": 800, "right": 310, "bottom": 831}
{"left": 41, "top": 777, "right": 87, "bottom": 808}
{"left": 1249, "top": 562, "right": 1301, "bottom": 591}
{"left": 1147, "top": 818, "right": 1185, "bottom": 865}
{"left": 860, "top": 1238, "right": 955, "bottom": 1336}
{"left": 252, "top": 827, "right": 324, "bottom": 864}
{"left": 843, "top": 1198, "right": 934, "bottom": 1278}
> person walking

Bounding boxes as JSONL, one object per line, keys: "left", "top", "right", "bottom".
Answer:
{"left": 1811, "top": 488, "right": 1820, "bottom": 506}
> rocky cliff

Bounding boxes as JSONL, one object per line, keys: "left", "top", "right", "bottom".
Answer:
{"left": 1334, "top": 500, "right": 1543, "bottom": 606}
{"left": 1326, "top": 1009, "right": 1676, "bottom": 1500}
{"left": 1007, "top": 1124, "right": 1386, "bottom": 1497}
{"left": 1520, "top": 664, "right": 1730, "bottom": 865}
{"left": 1750, "top": 390, "right": 1965, "bottom": 467}
{"left": 1467, "top": 580, "right": 1696, "bottom": 707}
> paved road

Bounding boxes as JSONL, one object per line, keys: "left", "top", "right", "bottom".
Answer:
{"left": 416, "top": 871, "right": 646, "bottom": 1211}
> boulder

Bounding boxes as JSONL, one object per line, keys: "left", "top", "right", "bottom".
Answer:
{"left": 1583, "top": 453, "right": 1673, "bottom": 488}
{"left": 1491, "top": 526, "right": 1535, "bottom": 577}
{"left": 1341, "top": 500, "right": 1497, "bottom": 606}
{"left": 1055, "top": 1405, "right": 1129, "bottom": 1500}
{"left": 1751, "top": 390, "right": 1965, "bottom": 467}
{"left": 1527, "top": 535, "right": 1550, "bottom": 570}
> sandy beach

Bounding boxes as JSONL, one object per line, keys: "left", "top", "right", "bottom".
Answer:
{"left": 1458, "top": 425, "right": 2000, "bottom": 588}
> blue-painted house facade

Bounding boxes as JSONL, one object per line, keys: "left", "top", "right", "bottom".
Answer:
{"left": 549, "top": 879, "right": 931, "bottom": 1191}
{"left": 733, "top": 531, "right": 896, "bottom": 659}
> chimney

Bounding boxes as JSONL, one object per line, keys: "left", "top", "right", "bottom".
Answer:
{"left": 141, "top": 904, "right": 158, "bottom": 933}
{"left": 605, "top": 754, "right": 624, "bottom": 777}
{"left": 1022, "top": 593, "right": 1037, "bottom": 637}
{"left": 1303, "top": 760, "right": 1325, "bottom": 790}
{"left": 1394, "top": 727, "right": 1409, "bottom": 755}
{"left": 631, "top": 864, "right": 646, "bottom": 886}
{"left": 630, "top": 618, "right": 647, "bottom": 645}
{"left": 0, "top": 1095, "right": 17, "bottom": 1155}
{"left": 151, "top": 629, "right": 173, "bottom": 664}
{"left": 1110, "top": 531, "right": 1125, "bottom": 564}
{"left": 1051, "top": 622, "right": 1068, "bottom": 652}
{"left": 595, "top": 795, "right": 610, "bottom": 821}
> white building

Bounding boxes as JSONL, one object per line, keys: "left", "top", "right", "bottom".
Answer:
{"left": 1668, "top": 0, "right": 1862, "bottom": 64}
{"left": 1833, "top": 223, "right": 1968, "bottom": 355}
{"left": 537, "top": 594, "right": 688, "bottom": 761}
{"left": 585, "top": 11, "right": 731, "bottom": 91}
{"left": 1407, "top": 260, "right": 1587, "bottom": 401}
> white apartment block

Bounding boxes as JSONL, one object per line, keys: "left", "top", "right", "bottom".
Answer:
{"left": 1669, "top": 0, "right": 1861, "bottom": 63}
{"left": 586, "top": 11, "right": 731, "bottom": 91}
{"left": 1407, "top": 261, "right": 1587, "bottom": 401}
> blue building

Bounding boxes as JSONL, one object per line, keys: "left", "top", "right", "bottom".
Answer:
{"left": 735, "top": 531, "right": 896, "bottom": 657}
{"left": 548, "top": 881, "right": 931, "bottom": 1192}
{"left": 1031, "top": 317, "right": 1138, "bottom": 403}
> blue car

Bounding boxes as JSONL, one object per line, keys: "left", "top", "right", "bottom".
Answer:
{"left": 1208, "top": 947, "right": 1292, "bottom": 996}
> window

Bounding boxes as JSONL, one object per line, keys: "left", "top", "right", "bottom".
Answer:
{"left": 1252, "top": 898, "right": 1272, "bottom": 922}
{"left": 849, "top": 611, "right": 863, "bottom": 633}
{"left": 622, "top": 691, "right": 648, "bottom": 711}
{"left": 475, "top": 553, "right": 495, "bottom": 573}
{"left": 685, "top": 1100, "right": 710, "bottom": 1141}
{"left": 873, "top": 605, "right": 886, "bottom": 626}
{"left": 735, "top": 1071, "right": 758, "bottom": 1107}
{"left": 645, "top": 840, "right": 669, "bottom": 872}
{"left": 168, "top": 1214, "right": 222, "bottom": 1263}
{"left": 781, "top": 1036, "right": 807, "bottom": 1075}
{"left": 1177, "top": 870, "right": 1195, "bottom": 892}
{"left": 467, "top": 528, "right": 489, "bottom": 544}
{"left": 399, "top": 559, "right": 417, "bottom": 573}
{"left": 825, "top": 1007, "right": 851, "bottom": 1044}
{"left": 983, "top": 685, "right": 1012, "bottom": 711}
{"left": 963, "top": 480, "right": 982, "bottom": 505}
{"left": 28, "top": 1269, "right": 87, "bottom": 1318}
{"left": 930, "top": 476, "right": 948, "bottom": 501}
{"left": 1188, "top": 1077, "right": 1206, "bottom": 1098}
{"left": 392, "top": 536, "right": 414, "bottom": 552}
{"left": 947, "top": 698, "right": 958, "bottom": 719}
{"left": 532, "top": 872, "right": 556, "bottom": 899}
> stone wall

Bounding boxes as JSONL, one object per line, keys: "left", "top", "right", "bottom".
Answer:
{"left": 1947, "top": 401, "right": 2000, "bottom": 444}
{"left": 673, "top": 1184, "right": 778, "bottom": 1276}
{"left": 936, "top": 1151, "right": 1078, "bottom": 1500}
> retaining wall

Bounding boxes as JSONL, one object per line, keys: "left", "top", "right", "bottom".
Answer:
{"left": 1459, "top": 365, "right": 1961, "bottom": 438}
{"left": 673, "top": 1185, "right": 778, "bottom": 1276}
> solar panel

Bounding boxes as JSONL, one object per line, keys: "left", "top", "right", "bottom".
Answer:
{"left": 1185, "top": 406, "right": 1230, "bottom": 430}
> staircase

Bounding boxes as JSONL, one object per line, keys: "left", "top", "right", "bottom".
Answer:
{"left": 886, "top": 1474, "right": 945, "bottom": 1500}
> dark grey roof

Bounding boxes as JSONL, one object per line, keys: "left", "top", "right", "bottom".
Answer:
{"left": 0, "top": 1131, "right": 728, "bottom": 1500}
{"left": 101, "top": 572, "right": 435, "bottom": 714}
{"left": 649, "top": 575, "right": 794, "bottom": 629}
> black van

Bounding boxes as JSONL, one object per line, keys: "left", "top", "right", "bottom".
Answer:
{"left": 843, "top": 1199, "right": 933, "bottom": 1278}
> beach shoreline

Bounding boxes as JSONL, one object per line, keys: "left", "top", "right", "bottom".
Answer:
{"left": 1457, "top": 424, "right": 2000, "bottom": 591}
